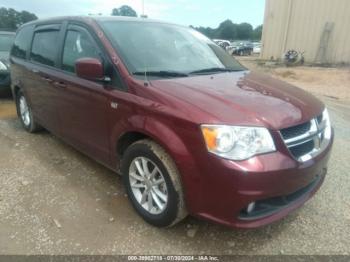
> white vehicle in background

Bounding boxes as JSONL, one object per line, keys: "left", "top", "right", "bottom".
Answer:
{"left": 213, "top": 39, "right": 231, "bottom": 50}
{"left": 253, "top": 42, "right": 261, "bottom": 54}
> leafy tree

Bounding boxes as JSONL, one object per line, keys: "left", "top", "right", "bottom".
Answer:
{"left": 192, "top": 20, "right": 263, "bottom": 41}
{"left": 112, "top": 5, "right": 137, "bottom": 17}
{"left": 252, "top": 25, "right": 263, "bottom": 40}
{"left": 0, "top": 7, "right": 37, "bottom": 30}
{"left": 236, "top": 23, "right": 253, "bottom": 40}
{"left": 216, "top": 20, "right": 237, "bottom": 40}
{"left": 194, "top": 26, "right": 216, "bottom": 39}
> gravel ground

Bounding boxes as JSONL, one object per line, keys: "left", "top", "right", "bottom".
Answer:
{"left": 0, "top": 64, "right": 349, "bottom": 255}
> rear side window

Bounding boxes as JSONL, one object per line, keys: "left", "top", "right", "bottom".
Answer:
{"left": 30, "top": 30, "right": 59, "bottom": 66}
{"left": 62, "top": 30, "right": 100, "bottom": 73}
{"left": 11, "top": 26, "right": 32, "bottom": 59}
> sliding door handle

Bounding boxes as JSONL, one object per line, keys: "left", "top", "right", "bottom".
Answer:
{"left": 54, "top": 81, "right": 67, "bottom": 89}
{"left": 41, "top": 76, "right": 53, "bottom": 83}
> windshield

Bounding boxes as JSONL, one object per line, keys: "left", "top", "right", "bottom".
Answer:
{"left": 0, "top": 34, "right": 15, "bottom": 52}
{"left": 98, "top": 21, "right": 245, "bottom": 75}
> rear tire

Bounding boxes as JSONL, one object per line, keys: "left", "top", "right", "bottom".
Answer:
{"left": 15, "top": 90, "right": 41, "bottom": 133}
{"left": 122, "top": 139, "right": 187, "bottom": 227}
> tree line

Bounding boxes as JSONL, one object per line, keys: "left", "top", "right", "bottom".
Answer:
{"left": 0, "top": 7, "right": 37, "bottom": 30}
{"left": 111, "top": 5, "right": 263, "bottom": 41}
{"left": 191, "top": 20, "right": 262, "bottom": 41}
{"left": 0, "top": 5, "right": 262, "bottom": 41}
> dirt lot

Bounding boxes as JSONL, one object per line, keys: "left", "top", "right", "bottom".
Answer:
{"left": 0, "top": 61, "right": 350, "bottom": 255}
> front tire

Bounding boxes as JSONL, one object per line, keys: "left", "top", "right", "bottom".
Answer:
{"left": 122, "top": 139, "right": 187, "bottom": 227}
{"left": 16, "top": 90, "right": 41, "bottom": 133}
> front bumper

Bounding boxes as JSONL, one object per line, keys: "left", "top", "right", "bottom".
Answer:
{"left": 0, "top": 72, "right": 10, "bottom": 89}
{"left": 188, "top": 133, "right": 333, "bottom": 229}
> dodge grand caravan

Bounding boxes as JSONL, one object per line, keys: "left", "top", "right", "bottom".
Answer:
{"left": 10, "top": 17, "right": 333, "bottom": 228}
{"left": 0, "top": 31, "right": 15, "bottom": 96}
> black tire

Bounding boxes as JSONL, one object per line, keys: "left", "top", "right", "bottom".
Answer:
{"left": 15, "top": 90, "right": 41, "bottom": 133}
{"left": 122, "top": 139, "right": 187, "bottom": 227}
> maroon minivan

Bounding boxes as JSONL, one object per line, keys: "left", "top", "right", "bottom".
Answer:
{"left": 10, "top": 16, "right": 333, "bottom": 228}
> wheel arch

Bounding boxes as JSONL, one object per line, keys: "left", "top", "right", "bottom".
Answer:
{"left": 113, "top": 116, "right": 193, "bottom": 167}
{"left": 111, "top": 116, "right": 200, "bottom": 213}
{"left": 12, "top": 85, "right": 21, "bottom": 100}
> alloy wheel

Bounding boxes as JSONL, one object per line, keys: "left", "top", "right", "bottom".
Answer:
{"left": 19, "top": 96, "right": 31, "bottom": 127}
{"left": 129, "top": 157, "right": 168, "bottom": 215}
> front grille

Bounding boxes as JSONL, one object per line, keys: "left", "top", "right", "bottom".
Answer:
{"left": 0, "top": 73, "right": 10, "bottom": 84}
{"left": 280, "top": 112, "right": 330, "bottom": 162}
{"left": 289, "top": 140, "right": 315, "bottom": 159}
{"left": 280, "top": 121, "right": 311, "bottom": 140}
{"left": 0, "top": 74, "right": 8, "bottom": 81}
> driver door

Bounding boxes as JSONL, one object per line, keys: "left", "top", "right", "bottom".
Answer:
{"left": 55, "top": 24, "right": 110, "bottom": 165}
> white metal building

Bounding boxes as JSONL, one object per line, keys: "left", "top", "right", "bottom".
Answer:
{"left": 261, "top": 0, "right": 350, "bottom": 64}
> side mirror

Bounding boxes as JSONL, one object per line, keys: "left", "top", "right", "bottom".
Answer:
{"left": 75, "top": 57, "right": 104, "bottom": 81}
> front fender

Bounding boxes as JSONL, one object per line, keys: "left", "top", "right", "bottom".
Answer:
{"left": 110, "top": 115, "right": 202, "bottom": 214}
{"left": 111, "top": 114, "right": 194, "bottom": 169}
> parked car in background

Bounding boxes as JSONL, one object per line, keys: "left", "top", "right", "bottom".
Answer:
{"left": 229, "top": 41, "right": 253, "bottom": 56}
{"left": 11, "top": 17, "right": 333, "bottom": 229}
{"left": 253, "top": 42, "right": 261, "bottom": 54}
{"left": 0, "top": 31, "right": 15, "bottom": 96}
{"left": 213, "top": 39, "right": 231, "bottom": 50}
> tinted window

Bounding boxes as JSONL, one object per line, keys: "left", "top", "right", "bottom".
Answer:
{"left": 62, "top": 30, "right": 100, "bottom": 73}
{"left": 11, "top": 26, "right": 32, "bottom": 59}
{"left": 30, "top": 30, "right": 59, "bottom": 66}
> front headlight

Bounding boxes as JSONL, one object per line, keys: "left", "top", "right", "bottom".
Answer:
{"left": 0, "top": 61, "right": 8, "bottom": 71}
{"left": 201, "top": 125, "right": 276, "bottom": 161}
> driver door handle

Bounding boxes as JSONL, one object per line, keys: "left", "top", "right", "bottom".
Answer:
{"left": 41, "top": 76, "right": 53, "bottom": 83}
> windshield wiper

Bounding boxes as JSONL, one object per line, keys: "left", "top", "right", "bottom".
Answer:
{"left": 133, "top": 70, "right": 189, "bottom": 78}
{"left": 189, "top": 67, "right": 243, "bottom": 75}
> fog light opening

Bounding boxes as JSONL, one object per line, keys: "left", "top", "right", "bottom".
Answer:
{"left": 247, "top": 202, "right": 256, "bottom": 214}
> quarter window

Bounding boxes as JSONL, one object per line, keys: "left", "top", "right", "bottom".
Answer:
{"left": 30, "top": 30, "right": 59, "bottom": 66}
{"left": 62, "top": 30, "right": 100, "bottom": 73}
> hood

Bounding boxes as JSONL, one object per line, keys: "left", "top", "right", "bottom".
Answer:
{"left": 0, "top": 51, "right": 9, "bottom": 60}
{"left": 149, "top": 71, "right": 324, "bottom": 130}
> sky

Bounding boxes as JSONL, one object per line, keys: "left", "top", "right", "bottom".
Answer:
{"left": 0, "top": 0, "right": 265, "bottom": 28}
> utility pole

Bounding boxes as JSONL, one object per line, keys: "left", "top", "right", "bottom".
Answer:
{"left": 141, "top": 0, "right": 148, "bottom": 18}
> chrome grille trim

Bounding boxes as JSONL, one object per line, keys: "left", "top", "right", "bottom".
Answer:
{"left": 283, "top": 119, "right": 318, "bottom": 146}
{"left": 280, "top": 113, "right": 331, "bottom": 162}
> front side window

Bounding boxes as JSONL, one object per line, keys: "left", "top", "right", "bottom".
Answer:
{"left": 98, "top": 21, "right": 245, "bottom": 75}
{"left": 30, "top": 30, "right": 59, "bottom": 66}
{"left": 62, "top": 29, "right": 100, "bottom": 73}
